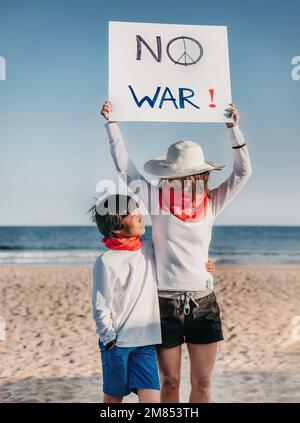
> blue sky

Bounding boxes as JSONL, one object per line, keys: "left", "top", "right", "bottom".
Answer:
{"left": 0, "top": 0, "right": 299, "bottom": 226}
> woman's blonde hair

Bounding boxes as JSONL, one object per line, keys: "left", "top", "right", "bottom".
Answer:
{"left": 159, "top": 171, "right": 212, "bottom": 203}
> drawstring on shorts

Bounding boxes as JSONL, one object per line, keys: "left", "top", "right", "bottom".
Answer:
{"left": 176, "top": 293, "right": 199, "bottom": 316}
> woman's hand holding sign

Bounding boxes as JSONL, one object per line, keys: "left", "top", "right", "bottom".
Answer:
{"left": 101, "top": 100, "right": 116, "bottom": 123}
{"left": 225, "top": 103, "right": 240, "bottom": 128}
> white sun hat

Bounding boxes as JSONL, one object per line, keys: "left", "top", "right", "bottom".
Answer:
{"left": 143, "top": 140, "right": 226, "bottom": 178}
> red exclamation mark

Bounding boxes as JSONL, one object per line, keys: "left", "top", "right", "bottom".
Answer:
{"left": 209, "top": 89, "right": 216, "bottom": 108}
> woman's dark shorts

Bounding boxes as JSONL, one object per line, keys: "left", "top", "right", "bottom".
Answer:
{"left": 157, "top": 291, "right": 224, "bottom": 348}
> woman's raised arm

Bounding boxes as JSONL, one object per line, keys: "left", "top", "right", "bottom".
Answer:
{"left": 100, "top": 100, "right": 152, "bottom": 212}
{"left": 210, "top": 104, "right": 253, "bottom": 217}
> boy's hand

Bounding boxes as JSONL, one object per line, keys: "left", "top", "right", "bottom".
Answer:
{"left": 205, "top": 259, "right": 215, "bottom": 275}
{"left": 101, "top": 100, "right": 116, "bottom": 122}
{"left": 225, "top": 103, "right": 240, "bottom": 128}
{"left": 105, "top": 338, "right": 116, "bottom": 351}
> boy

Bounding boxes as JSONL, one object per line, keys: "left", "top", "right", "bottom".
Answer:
{"left": 91, "top": 194, "right": 215, "bottom": 403}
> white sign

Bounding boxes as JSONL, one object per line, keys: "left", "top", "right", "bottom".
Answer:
{"left": 108, "top": 21, "right": 233, "bottom": 123}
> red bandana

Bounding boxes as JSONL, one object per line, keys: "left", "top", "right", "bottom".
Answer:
{"left": 101, "top": 235, "right": 142, "bottom": 251}
{"left": 159, "top": 183, "right": 208, "bottom": 222}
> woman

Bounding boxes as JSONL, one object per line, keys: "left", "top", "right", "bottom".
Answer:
{"left": 101, "top": 100, "right": 252, "bottom": 403}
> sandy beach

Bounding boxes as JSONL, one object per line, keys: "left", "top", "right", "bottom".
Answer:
{"left": 0, "top": 264, "right": 300, "bottom": 403}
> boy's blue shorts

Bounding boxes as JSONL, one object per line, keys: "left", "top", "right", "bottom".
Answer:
{"left": 98, "top": 339, "right": 160, "bottom": 398}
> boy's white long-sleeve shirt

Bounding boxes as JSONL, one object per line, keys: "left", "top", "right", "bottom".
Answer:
{"left": 92, "top": 240, "right": 162, "bottom": 347}
{"left": 105, "top": 122, "right": 252, "bottom": 292}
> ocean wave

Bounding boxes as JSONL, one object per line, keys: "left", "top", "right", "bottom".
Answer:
{"left": 0, "top": 250, "right": 103, "bottom": 265}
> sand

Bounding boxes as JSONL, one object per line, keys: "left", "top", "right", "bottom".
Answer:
{"left": 0, "top": 264, "right": 300, "bottom": 403}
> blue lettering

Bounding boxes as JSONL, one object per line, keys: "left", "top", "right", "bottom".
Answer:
{"left": 128, "top": 85, "right": 201, "bottom": 110}
{"left": 179, "top": 88, "right": 200, "bottom": 109}
{"left": 158, "top": 87, "right": 178, "bottom": 109}
{"left": 128, "top": 85, "right": 161, "bottom": 108}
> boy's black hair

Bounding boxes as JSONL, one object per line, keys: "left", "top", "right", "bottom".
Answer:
{"left": 88, "top": 194, "right": 139, "bottom": 238}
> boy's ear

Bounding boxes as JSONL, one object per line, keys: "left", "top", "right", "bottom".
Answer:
{"left": 112, "top": 229, "right": 122, "bottom": 237}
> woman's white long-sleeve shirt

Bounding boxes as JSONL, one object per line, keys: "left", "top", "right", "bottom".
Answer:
{"left": 105, "top": 122, "right": 252, "bottom": 292}
{"left": 92, "top": 240, "right": 162, "bottom": 347}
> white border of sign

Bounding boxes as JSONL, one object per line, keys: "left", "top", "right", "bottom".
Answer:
{"left": 108, "top": 21, "right": 233, "bottom": 123}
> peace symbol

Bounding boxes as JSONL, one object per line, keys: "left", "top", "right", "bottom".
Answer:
{"left": 166, "top": 36, "right": 203, "bottom": 66}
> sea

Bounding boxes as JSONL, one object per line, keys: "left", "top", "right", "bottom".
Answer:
{"left": 0, "top": 226, "right": 299, "bottom": 266}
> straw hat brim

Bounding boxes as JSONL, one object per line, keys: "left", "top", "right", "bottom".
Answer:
{"left": 143, "top": 156, "right": 226, "bottom": 178}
